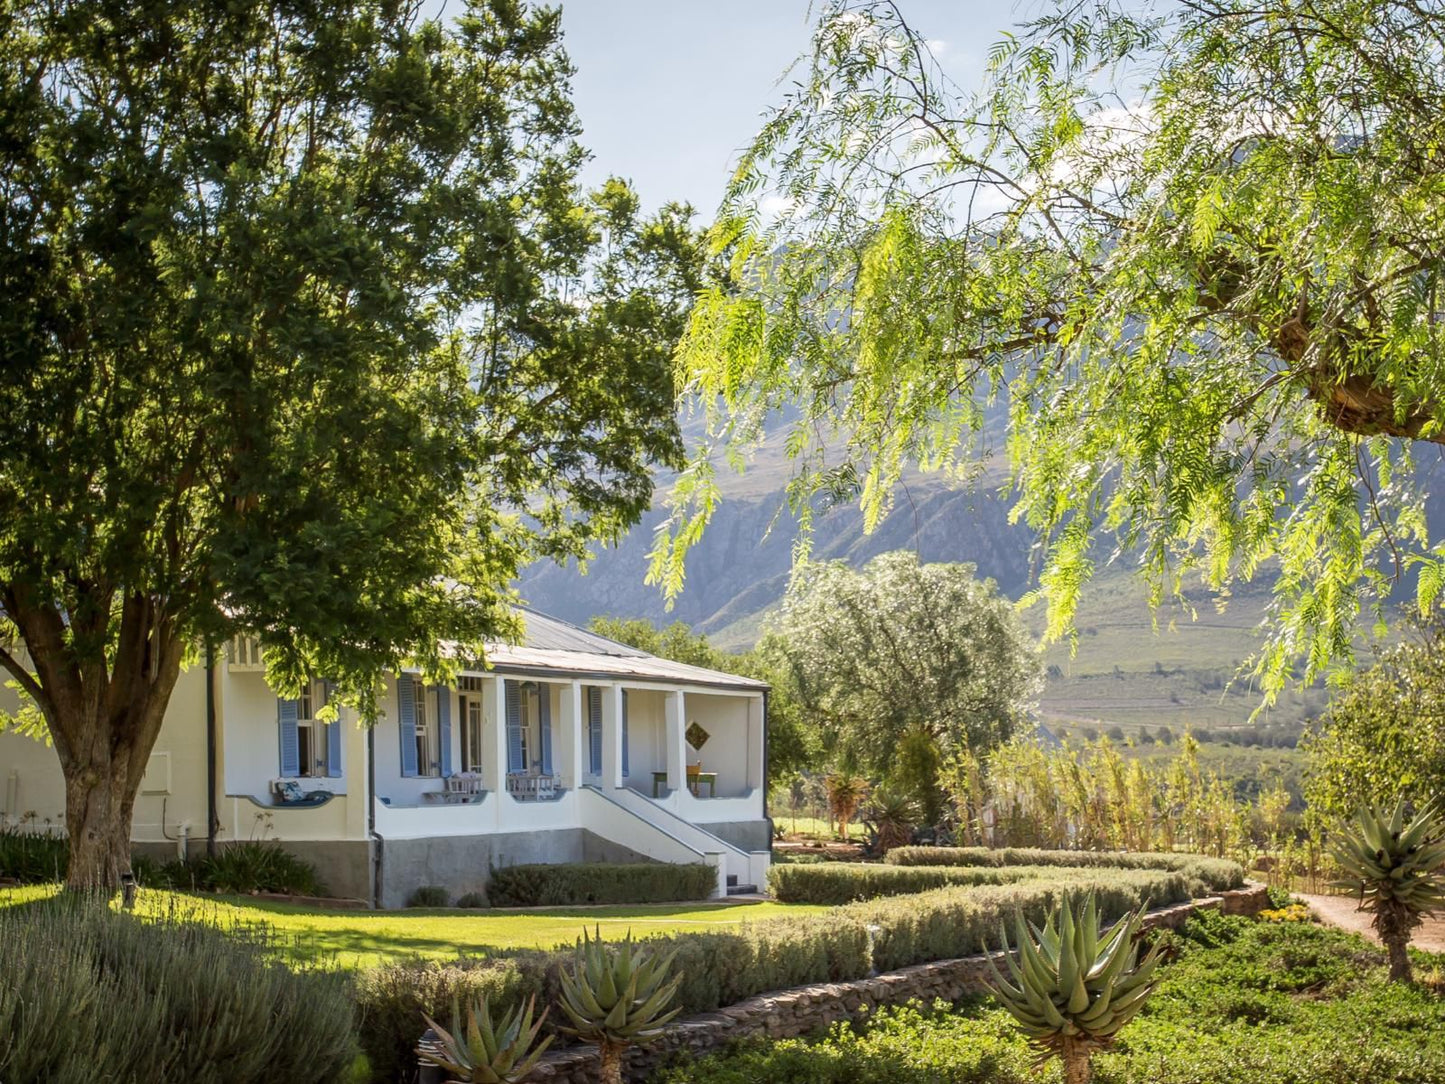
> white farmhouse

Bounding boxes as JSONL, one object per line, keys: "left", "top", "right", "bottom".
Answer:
{"left": 0, "top": 609, "right": 772, "bottom": 906}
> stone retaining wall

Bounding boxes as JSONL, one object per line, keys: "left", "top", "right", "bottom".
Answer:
{"left": 524, "top": 883, "right": 1270, "bottom": 1083}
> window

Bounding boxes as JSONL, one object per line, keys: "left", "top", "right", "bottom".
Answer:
{"left": 414, "top": 685, "right": 439, "bottom": 777}
{"left": 295, "top": 680, "right": 329, "bottom": 777}
{"left": 229, "top": 635, "right": 264, "bottom": 670}
{"left": 461, "top": 695, "right": 484, "bottom": 773}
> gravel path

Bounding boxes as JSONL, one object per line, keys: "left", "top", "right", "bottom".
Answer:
{"left": 1297, "top": 892, "right": 1445, "bottom": 953}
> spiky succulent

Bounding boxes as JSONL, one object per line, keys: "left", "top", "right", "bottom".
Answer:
{"left": 1329, "top": 797, "right": 1445, "bottom": 981}
{"left": 557, "top": 930, "right": 681, "bottom": 1084}
{"left": 418, "top": 994, "right": 551, "bottom": 1084}
{"left": 1330, "top": 798, "right": 1445, "bottom": 913}
{"left": 987, "top": 894, "right": 1160, "bottom": 1083}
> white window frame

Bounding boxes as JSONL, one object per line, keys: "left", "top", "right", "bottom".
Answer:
{"left": 295, "top": 680, "right": 329, "bottom": 778}
{"left": 414, "top": 685, "right": 439, "bottom": 777}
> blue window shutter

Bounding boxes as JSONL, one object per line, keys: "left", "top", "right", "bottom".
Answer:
{"left": 398, "top": 675, "right": 418, "bottom": 777}
{"left": 621, "top": 690, "right": 630, "bottom": 777}
{"left": 505, "top": 680, "right": 524, "bottom": 773}
{"left": 437, "top": 685, "right": 453, "bottom": 776}
{"left": 278, "top": 698, "right": 300, "bottom": 776}
{"left": 538, "top": 684, "right": 553, "bottom": 774}
{"left": 587, "top": 687, "right": 602, "bottom": 774}
{"left": 323, "top": 681, "right": 342, "bottom": 777}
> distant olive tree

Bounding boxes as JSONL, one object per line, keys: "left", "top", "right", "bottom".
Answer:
{"left": 761, "top": 551, "right": 1040, "bottom": 819}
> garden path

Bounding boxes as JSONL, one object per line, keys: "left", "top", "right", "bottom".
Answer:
{"left": 1297, "top": 892, "right": 1445, "bottom": 953}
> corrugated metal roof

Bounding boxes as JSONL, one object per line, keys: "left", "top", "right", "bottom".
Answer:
{"left": 451, "top": 607, "right": 768, "bottom": 692}
{"left": 514, "top": 606, "right": 650, "bottom": 657}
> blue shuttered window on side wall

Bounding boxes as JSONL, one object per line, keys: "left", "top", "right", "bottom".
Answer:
{"left": 398, "top": 674, "right": 418, "bottom": 777}
{"left": 505, "top": 680, "right": 525, "bottom": 772}
{"left": 437, "top": 685, "right": 453, "bottom": 776}
{"left": 621, "top": 689, "right": 629, "bottom": 777}
{"left": 538, "top": 684, "right": 553, "bottom": 774}
{"left": 587, "top": 687, "right": 602, "bottom": 774}
{"left": 278, "top": 698, "right": 300, "bottom": 776}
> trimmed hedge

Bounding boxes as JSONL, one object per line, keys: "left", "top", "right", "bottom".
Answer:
{"left": 768, "top": 862, "right": 1048, "bottom": 904}
{"left": 884, "top": 847, "right": 1244, "bottom": 895}
{"left": 487, "top": 861, "right": 716, "bottom": 906}
{"left": 354, "top": 912, "right": 867, "bottom": 1082}
{"left": 353, "top": 866, "right": 1197, "bottom": 1082}
{"left": 842, "top": 868, "right": 1190, "bottom": 972}
{"left": 766, "top": 861, "right": 1184, "bottom": 905}
{"left": 0, "top": 898, "right": 359, "bottom": 1084}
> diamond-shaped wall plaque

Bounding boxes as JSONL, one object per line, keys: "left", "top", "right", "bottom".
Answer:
{"left": 685, "top": 721, "right": 710, "bottom": 750}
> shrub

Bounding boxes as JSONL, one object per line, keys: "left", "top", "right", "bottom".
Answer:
{"left": 356, "top": 955, "right": 554, "bottom": 1084}
{"left": 0, "top": 898, "right": 359, "bottom": 1084}
{"left": 455, "top": 891, "right": 488, "bottom": 908}
{"left": 407, "top": 885, "right": 449, "bottom": 908}
{"left": 487, "top": 862, "right": 715, "bottom": 906}
{"left": 0, "top": 827, "right": 67, "bottom": 883}
{"left": 843, "top": 870, "right": 1191, "bottom": 972}
{"left": 196, "top": 841, "right": 325, "bottom": 896}
{"left": 768, "top": 862, "right": 1052, "bottom": 904}
{"left": 884, "top": 847, "right": 1244, "bottom": 894}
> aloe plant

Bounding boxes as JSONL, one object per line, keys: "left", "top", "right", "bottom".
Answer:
{"left": 557, "top": 929, "right": 681, "bottom": 1084}
{"left": 1330, "top": 797, "right": 1445, "bottom": 982}
{"left": 418, "top": 994, "right": 551, "bottom": 1083}
{"left": 986, "top": 893, "right": 1161, "bottom": 1084}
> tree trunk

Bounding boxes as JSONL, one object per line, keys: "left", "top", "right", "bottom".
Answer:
{"left": 1375, "top": 899, "right": 1416, "bottom": 983}
{"left": 1, "top": 588, "right": 186, "bottom": 896}
{"left": 1062, "top": 1039, "right": 1093, "bottom": 1084}
{"left": 597, "top": 1041, "right": 626, "bottom": 1084}
{"left": 63, "top": 744, "right": 141, "bottom": 893}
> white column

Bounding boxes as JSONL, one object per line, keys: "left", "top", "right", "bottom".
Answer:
{"left": 601, "top": 683, "right": 624, "bottom": 789}
{"left": 343, "top": 706, "right": 368, "bottom": 840}
{"left": 747, "top": 694, "right": 766, "bottom": 791}
{"left": 561, "top": 680, "right": 583, "bottom": 789}
{"left": 665, "top": 690, "right": 686, "bottom": 795}
{"left": 481, "top": 676, "right": 505, "bottom": 794}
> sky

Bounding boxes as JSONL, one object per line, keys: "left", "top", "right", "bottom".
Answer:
{"left": 555, "top": 1, "right": 1046, "bottom": 217}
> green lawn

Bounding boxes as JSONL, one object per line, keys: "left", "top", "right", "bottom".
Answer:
{"left": 0, "top": 884, "right": 823, "bottom": 969}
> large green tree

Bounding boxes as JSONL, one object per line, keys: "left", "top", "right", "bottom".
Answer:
{"left": 760, "top": 551, "right": 1040, "bottom": 818}
{"left": 1303, "top": 624, "right": 1445, "bottom": 823}
{"left": 650, "top": 0, "right": 1445, "bottom": 696}
{"left": 0, "top": 0, "right": 699, "bottom": 890}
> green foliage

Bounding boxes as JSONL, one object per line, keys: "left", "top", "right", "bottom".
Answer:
{"left": 356, "top": 956, "right": 551, "bottom": 1084}
{"left": 651, "top": 0, "right": 1445, "bottom": 704}
{"left": 659, "top": 918, "right": 1445, "bottom": 1084}
{"left": 408, "top": 886, "right": 451, "bottom": 909}
{"left": 487, "top": 863, "right": 715, "bottom": 907}
{"left": 847, "top": 872, "right": 1190, "bottom": 974}
{"left": 196, "top": 843, "right": 325, "bottom": 896}
{"left": 487, "top": 861, "right": 715, "bottom": 907}
{"left": 769, "top": 862, "right": 1126, "bottom": 905}
{"left": 0, "top": 828, "right": 67, "bottom": 883}
{"left": 456, "top": 892, "right": 488, "bottom": 909}
{"left": 557, "top": 930, "right": 682, "bottom": 1044}
{"left": 418, "top": 994, "right": 552, "bottom": 1084}
{"left": 0, "top": 0, "right": 700, "bottom": 889}
{"left": 761, "top": 552, "right": 1040, "bottom": 803}
{"left": 988, "top": 894, "right": 1159, "bottom": 1080}
{"left": 885, "top": 847, "right": 1243, "bottom": 895}
{"left": 0, "top": 899, "right": 359, "bottom": 1083}
{"left": 1303, "top": 628, "right": 1445, "bottom": 823}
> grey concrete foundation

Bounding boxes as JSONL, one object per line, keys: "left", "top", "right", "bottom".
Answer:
{"left": 696, "top": 819, "right": 772, "bottom": 853}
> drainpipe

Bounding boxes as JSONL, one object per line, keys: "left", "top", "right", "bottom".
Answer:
{"left": 761, "top": 688, "right": 773, "bottom": 846}
{"left": 368, "top": 724, "right": 383, "bottom": 909}
{"left": 205, "top": 645, "right": 218, "bottom": 859}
